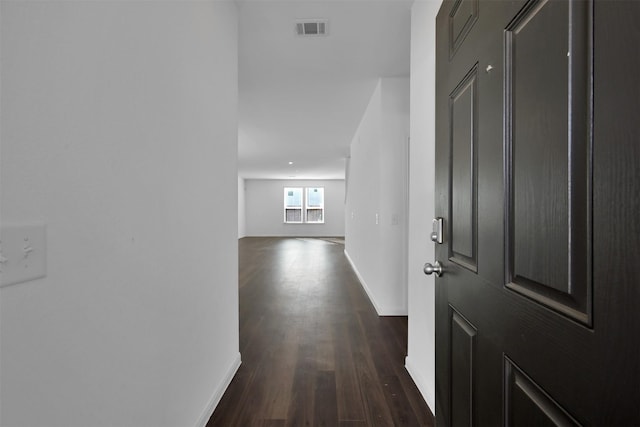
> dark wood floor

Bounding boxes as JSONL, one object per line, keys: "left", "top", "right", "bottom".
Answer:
{"left": 207, "top": 237, "right": 434, "bottom": 426}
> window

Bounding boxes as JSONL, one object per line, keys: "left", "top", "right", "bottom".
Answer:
{"left": 284, "top": 186, "right": 325, "bottom": 224}
{"left": 305, "top": 187, "right": 324, "bottom": 223}
{"left": 284, "top": 187, "right": 303, "bottom": 223}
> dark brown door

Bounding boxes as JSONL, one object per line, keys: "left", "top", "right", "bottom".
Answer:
{"left": 433, "top": 0, "right": 640, "bottom": 425}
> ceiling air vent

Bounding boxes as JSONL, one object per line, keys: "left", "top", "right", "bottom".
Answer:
{"left": 295, "top": 19, "right": 329, "bottom": 37}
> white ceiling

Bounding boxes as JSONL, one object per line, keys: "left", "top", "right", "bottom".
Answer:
{"left": 237, "top": 0, "right": 412, "bottom": 180}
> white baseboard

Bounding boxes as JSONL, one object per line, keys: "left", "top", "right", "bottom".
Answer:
{"left": 344, "top": 249, "right": 383, "bottom": 314}
{"left": 195, "top": 352, "right": 242, "bottom": 427}
{"left": 405, "top": 356, "right": 436, "bottom": 416}
{"left": 343, "top": 249, "right": 407, "bottom": 316}
{"left": 381, "top": 306, "right": 409, "bottom": 316}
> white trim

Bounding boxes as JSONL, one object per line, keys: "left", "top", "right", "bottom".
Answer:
{"left": 405, "top": 356, "right": 436, "bottom": 416}
{"left": 195, "top": 352, "right": 242, "bottom": 427}
{"left": 343, "top": 249, "right": 407, "bottom": 316}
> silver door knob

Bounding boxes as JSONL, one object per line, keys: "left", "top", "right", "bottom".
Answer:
{"left": 423, "top": 261, "right": 443, "bottom": 277}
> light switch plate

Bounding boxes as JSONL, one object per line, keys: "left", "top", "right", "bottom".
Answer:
{"left": 0, "top": 223, "right": 47, "bottom": 287}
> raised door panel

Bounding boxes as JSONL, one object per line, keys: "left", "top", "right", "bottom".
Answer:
{"left": 504, "top": 356, "right": 581, "bottom": 426}
{"left": 450, "top": 308, "right": 477, "bottom": 427}
{"left": 449, "top": 0, "right": 479, "bottom": 58}
{"left": 505, "top": 0, "right": 592, "bottom": 324}
{"left": 449, "top": 65, "right": 478, "bottom": 272}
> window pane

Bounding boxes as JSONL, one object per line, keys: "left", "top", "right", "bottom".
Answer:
{"left": 285, "top": 209, "right": 302, "bottom": 222}
{"left": 284, "top": 187, "right": 302, "bottom": 208}
{"left": 306, "top": 208, "right": 323, "bottom": 222}
{"left": 306, "top": 187, "right": 324, "bottom": 207}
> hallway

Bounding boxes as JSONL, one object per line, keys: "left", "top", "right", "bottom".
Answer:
{"left": 208, "top": 238, "right": 434, "bottom": 426}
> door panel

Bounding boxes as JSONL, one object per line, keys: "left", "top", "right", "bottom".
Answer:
{"left": 434, "top": 0, "right": 640, "bottom": 425}
{"left": 504, "top": 357, "right": 581, "bottom": 427}
{"left": 449, "top": 65, "right": 478, "bottom": 270}
{"left": 505, "top": 0, "right": 592, "bottom": 324}
{"left": 450, "top": 307, "right": 477, "bottom": 427}
{"left": 510, "top": 0, "right": 570, "bottom": 294}
{"left": 449, "top": 0, "right": 479, "bottom": 58}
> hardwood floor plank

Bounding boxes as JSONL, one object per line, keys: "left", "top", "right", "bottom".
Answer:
{"left": 315, "top": 338, "right": 335, "bottom": 372}
{"left": 258, "top": 342, "right": 298, "bottom": 420}
{"left": 313, "top": 371, "right": 338, "bottom": 427}
{"left": 285, "top": 343, "right": 317, "bottom": 427}
{"left": 379, "top": 375, "right": 423, "bottom": 426}
{"left": 334, "top": 322, "right": 366, "bottom": 422}
{"left": 352, "top": 347, "right": 395, "bottom": 426}
{"left": 207, "top": 364, "right": 261, "bottom": 426}
{"left": 207, "top": 237, "right": 434, "bottom": 427}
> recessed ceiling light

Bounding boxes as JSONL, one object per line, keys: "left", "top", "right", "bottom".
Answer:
{"left": 288, "top": 161, "right": 294, "bottom": 165}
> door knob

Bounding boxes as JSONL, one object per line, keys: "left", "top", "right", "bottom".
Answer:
{"left": 423, "top": 261, "right": 443, "bottom": 277}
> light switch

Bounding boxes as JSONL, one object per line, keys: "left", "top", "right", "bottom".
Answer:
{"left": 0, "top": 223, "right": 47, "bottom": 288}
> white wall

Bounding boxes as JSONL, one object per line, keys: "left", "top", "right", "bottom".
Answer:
{"left": 0, "top": 2, "right": 240, "bottom": 426}
{"left": 345, "top": 78, "right": 409, "bottom": 316}
{"left": 238, "top": 177, "right": 247, "bottom": 239}
{"left": 245, "top": 179, "right": 345, "bottom": 237}
{"left": 405, "top": 0, "right": 442, "bottom": 415}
